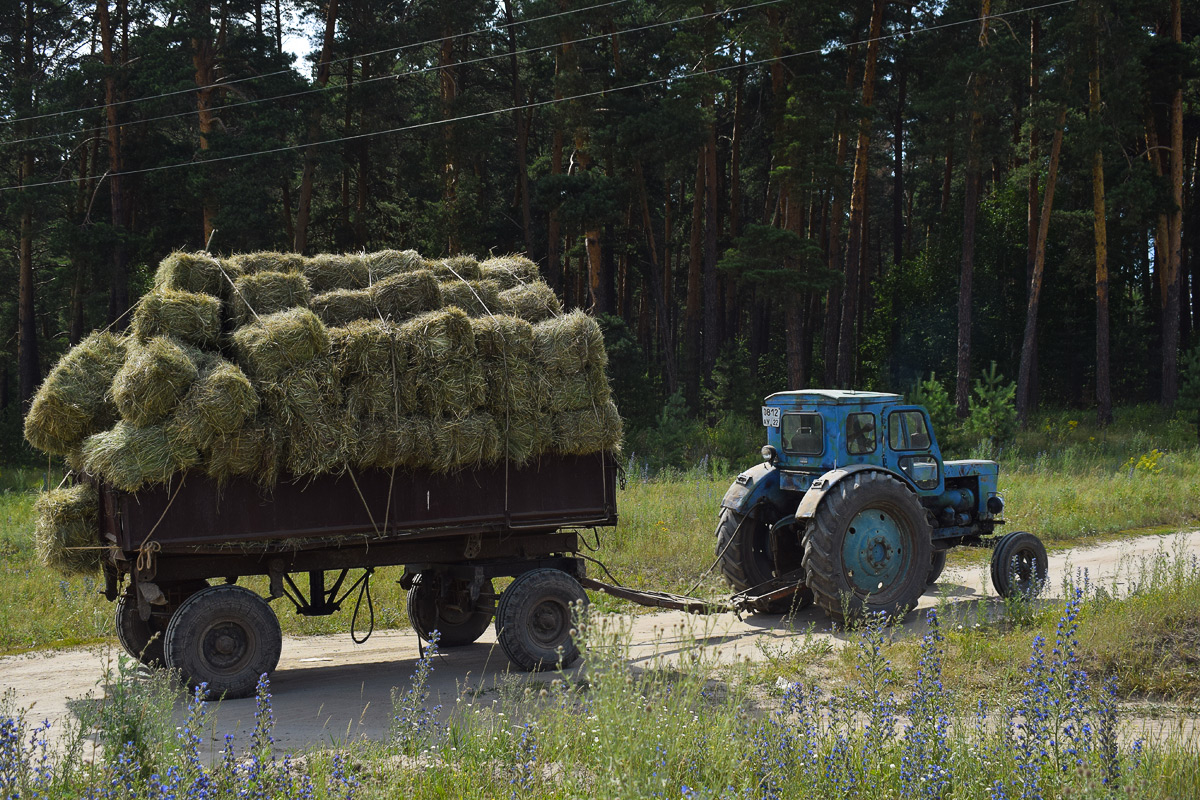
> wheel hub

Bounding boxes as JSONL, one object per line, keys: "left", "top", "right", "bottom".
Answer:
{"left": 201, "top": 622, "right": 251, "bottom": 673}
{"left": 529, "top": 599, "right": 567, "bottom": 646}
{"left": 842, "top": 508, "right": 910, "bottom": 595}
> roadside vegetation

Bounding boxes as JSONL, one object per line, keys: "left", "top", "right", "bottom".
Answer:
{"left": 5, "top": 559, "right": 1200, "bottom": 799}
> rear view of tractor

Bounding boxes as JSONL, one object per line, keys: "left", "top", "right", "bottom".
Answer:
{"left": 717, "top": 390, "right": 1046, "bottom": 621}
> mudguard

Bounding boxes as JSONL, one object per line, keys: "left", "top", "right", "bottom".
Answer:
{"left": 795, "top": 464, "right": 913, "bottom": 520}
{"left": 720, "top": 462, "right": 781, "bottom": 515}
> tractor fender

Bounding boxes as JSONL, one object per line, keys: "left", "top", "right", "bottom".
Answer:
{"left": 795, "top": 464, "right": 915, "bottom": 521}
{"left": 720, "top": 462, "right": 782, "bottom": 515}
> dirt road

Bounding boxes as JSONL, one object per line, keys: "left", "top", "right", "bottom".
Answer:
{"left": 2, "top": 530, "right": 1197, "bottom": 753}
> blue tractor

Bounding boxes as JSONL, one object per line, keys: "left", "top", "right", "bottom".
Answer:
{"left": 717, "top": 390, "right": 1047, "bottom": 621}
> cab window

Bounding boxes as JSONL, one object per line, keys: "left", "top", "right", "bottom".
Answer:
{"left": 845, "top": 413, "right": 876, "bottom": 455}
{"left": 889, "top": 410, "right": 932, "bottom": 451}
{"left": 781, "top": 413, "right": 823, "bottom": 455}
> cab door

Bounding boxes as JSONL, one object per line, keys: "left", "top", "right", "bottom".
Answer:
{"left": 884, "top": 406, "right": 944, "bottom": 494}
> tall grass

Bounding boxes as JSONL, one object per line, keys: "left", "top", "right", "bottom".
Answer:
{"left": 5, "top": 583, "right": 1200, "bottom": 799}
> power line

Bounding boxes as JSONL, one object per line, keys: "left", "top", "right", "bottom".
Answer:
{"left": 6, "top": 0, "right": 784, "bottom": 148}
{"left": 0, "top": 0, "right": 635, "bottom": 128}
{"left": 0, "top": 0, "right": 1077, "bottom": 194}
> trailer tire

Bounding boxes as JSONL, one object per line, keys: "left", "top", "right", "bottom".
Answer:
{"left": 164, "top": 584, "right": 282, "bottom": 699}
{"left": 115, "top": 580, "right": 209, "bottom": 667}
{"left": 802, "top": 471, "right": 931, "bottom": 623}
{"left": 407, "top": 574, "right": 496, "bottom": 647}
{"left": 495, "top": 569, "right": 586, "bottom": 672}
{"left": 990, "top": 531, "right": 1047, "bottom": 599}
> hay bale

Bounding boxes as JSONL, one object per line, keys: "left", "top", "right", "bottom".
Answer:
{"left": 154, "top": 251, "right": 229, "bottom": 296}
{"left": 365, "top": 249, "right": 423, "bottom": 280}
{"left": 430, "top": 413, "right": 501, "bottom": 472}
{"left": 533, "top": 311, "right": 611, "bottom": 413}
{"left": 229, "top": 270, "right": 311, "bottom": 326}
{"left": 131, "top": 288, "right": 223, "bottom": 347}
{"left": 440, "top": 279, "right": 502, "bottom": 317}
{"left": 203, "top": 417, "right": 281, "bottom": 486}
{"left": 81, "top": 421, "right": 200, "bottom": 491}
{"left": 167, "top": 356, "right": 259, "bottom": 451}
{"left": 304, "top": 254, "right": 370, "bottom": 293}
{"left": 312, "top": 289, "right": 377, "bottom": 327}
{"left": 372, "top": 270, "right": 442, "bottom": 322}
{"left": 398, "top": 308, "right": 484, "bottom": 416}
{"left": 425, "top": 255, "right": 482, "bottom": 281}
{"left": 553, "top": 400, "right": 624, "bottom": 456}
{"left": 498, "top": 411, "right": 553, "bottom": 464}
{"left": 471, "top": 316, "right": 537, "bottom": 418}
{"left": 498, "top": 282, "right": 562, "bottom": 323}
{"left": 112, "top": 337, "right": 200, "bottom": 426}
{"left": 480, "top": 256, "right": 540, "bottom": 289}
{"left": 331, "top": 320, "right": 413, "bottom": 419}
{"left": 24, "top": 332, "right": 127, "bottom": 456}
{"left": 258, "top": 359, "right": 348, "bottom": 477}
{"left": 34, "top": 482, "right": 100, "bottom": 575}
{"left": 228, "top": 251, "right": 305, "bottom": 275}
{"left": 232, "top": 308, "right": 330, "bottom": 382}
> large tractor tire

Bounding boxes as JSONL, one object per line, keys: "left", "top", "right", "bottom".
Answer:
{"left": 715, "top": 508, "right": 812, "bottom": 614}
{"left": 927, "top": 550, "right": 948, "bottom": 586}
{"left": 802, "top": 471, "right": 932, "bottom": 623}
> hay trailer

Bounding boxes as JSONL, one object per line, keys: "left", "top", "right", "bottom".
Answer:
{"left": 99, "top": 453, "right": 618, "bottom": 698}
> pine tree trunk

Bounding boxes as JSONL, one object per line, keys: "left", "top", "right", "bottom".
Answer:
{"left": 503, "top": 0, "right": 532, "bottom": 253}
{"left": 635, "top": 161, "right": 678, "bottom": 395}
{"left": 98, "top": 0, "right": 131, "bottom": 324}
{"left": 837, "top": 0, "right": 885, "bottom": 389}
{"left": 440, "top": 30, "right": 459, "bottom": 254}
{"left": 685, "top": 152, "right": 705, "bottom": 406}
{"left": 1017, "top": 102, "right": 1068, "bottom": 422}
{"left": 17, "top": 0, "right": 39, "bottom": 405}
{"left": 824, "top": 52, "right": 858, "bottom": 386}
{"left": 702, "top": 107, "right": 721, "bottom": 386}
{"left": 957, "top": 0, "right": 990, "bottom": 417}
{"left": 1163, "top": 0, "right": 1184, "bottom": 407}
{"left": 193, "top": 1, "right": 218, "bottom": 245}
{"left": 1090, "top": 11, "right": 1112, "bottom": 426}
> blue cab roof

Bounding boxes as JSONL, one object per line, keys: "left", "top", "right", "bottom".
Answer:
{"left": 764, "top": 389, "right": 903, "bottom": 406}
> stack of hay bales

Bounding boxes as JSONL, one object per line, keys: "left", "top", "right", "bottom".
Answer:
{"left": 25, "top": 249, "right": 622, "bottom": 573}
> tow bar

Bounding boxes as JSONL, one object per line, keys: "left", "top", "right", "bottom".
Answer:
{"left": 579, "top": 568, "right": 808, "bottom": 615}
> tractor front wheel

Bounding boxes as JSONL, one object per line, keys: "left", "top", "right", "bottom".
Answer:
{"left": 802, "top": 471, "right": 932, "bottom": 623}
{"left": 990, "top": 532, "right": 1048, "bottom": 599}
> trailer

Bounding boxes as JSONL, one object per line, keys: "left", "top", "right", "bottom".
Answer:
{"left": 97, "top": 453, "right": 618, "bottom": 698}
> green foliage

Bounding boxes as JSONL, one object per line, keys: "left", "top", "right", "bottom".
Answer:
{"left": 1176, "top": 345, "right": 1200, "bottom": 442}
{"left": 964, "top": 362, "right": 1019, "bottom": 447}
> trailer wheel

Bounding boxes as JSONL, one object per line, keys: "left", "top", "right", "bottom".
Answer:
{"left": 990, "top": 532, "right": 1047, "bottom": 599}
{"left": 927, "top": 550, "right": 948, "bottom": 586}
{"left": 115, "top": 580, "right": 209, "bottom": 667}
{"left": 164, "top": 584, "right": 282, "bottom": 699}
{"left": 407, "top": 574, "right": 496, "bottom": 647}
{"left": 495, "top": 568, "right": 587, "bottom": 672}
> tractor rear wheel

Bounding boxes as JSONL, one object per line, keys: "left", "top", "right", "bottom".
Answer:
{"left": 927, "top": 551, "right": 948, "bottom": 586}
{"left": 715, "top": 508, "right": 808, "bottom": 613}
{"left": 802, "top": 471, "right": 932, "bottom": 623}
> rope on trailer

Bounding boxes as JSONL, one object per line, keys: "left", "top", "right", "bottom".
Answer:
{"left": 350, "top": 569, "right": 375, "bottom": 644}
{"left": 132, "top": 476, "right": 188, "bottom": 575}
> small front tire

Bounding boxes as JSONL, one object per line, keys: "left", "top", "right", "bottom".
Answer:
{"left": 990, "top": 532, "right": 1048, "bottom": 599}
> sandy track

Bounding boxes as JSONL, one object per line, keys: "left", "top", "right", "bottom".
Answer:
{"left": 3, "top": 529, "right": 1197, "bottom": 752}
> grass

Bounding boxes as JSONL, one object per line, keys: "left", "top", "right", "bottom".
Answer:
{"left": 5, "top": 585, "right": 1200, "bottom": 799}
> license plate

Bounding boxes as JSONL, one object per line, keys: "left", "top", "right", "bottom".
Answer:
{"left": 762, "top": 406, "right": 780, "bottom": 427}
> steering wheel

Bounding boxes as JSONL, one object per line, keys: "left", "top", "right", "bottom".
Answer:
{"left": 846, "top": 417, "right": 873, "bottom": 454}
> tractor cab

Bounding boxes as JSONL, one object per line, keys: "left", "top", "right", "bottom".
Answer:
{"left": 760, "top": 390, "right": 944, "bottom": 495}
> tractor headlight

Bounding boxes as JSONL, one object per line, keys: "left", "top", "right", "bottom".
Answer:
{"left": 986, "top": 495, "right": 1005, "bottom": 515}
{"left": 761, "top": 445, "right": 777, "bottom": 464}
